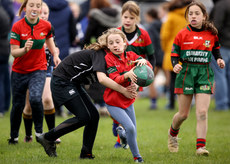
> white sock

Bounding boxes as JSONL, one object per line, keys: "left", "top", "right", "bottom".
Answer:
{"left": 35, "top": 132, "right": 42, "bottom": 137}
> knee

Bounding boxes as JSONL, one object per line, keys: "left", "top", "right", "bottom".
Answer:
{"left": 179, "top": 113, "right": 189, "bottom": 121}
{"left": 196, "top": 110, "right": 207, "bottom": 121}
{"left": 125, "top": 125, "right": 136, "bottom": 135}
{"left": 79, "top": 114, "right": 91, "bottom": 125}
{"left": 23, "top": 106, "right": 32, "bottom": 115}
{"left": 43, "top": 97, "right": 53, "bottom": 108}
{"left": 30, "top": 96, "right": 42, "bottom": 106}
{"left": 83, "top": 109, "right": 99, "bottom": 124}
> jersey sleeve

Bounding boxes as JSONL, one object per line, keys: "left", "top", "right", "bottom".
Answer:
{"left": 213, "top": 35, "right": 221, "bottom": 50}
{"left": 10, "top": 23, "right": 21, "bottom": 46}
{"left": 105, "top": 55, "right": 127, "bottom": 84}
{"left": 92, "top": 50, "right": 107, "bottom": 73}
{"left": 46, "top": 21, "right": 53, "bottom": 39}
{"left": 144, "top": 31, "right": 155, "bottom": 56}
{"left": 171, "top": 33, "right": 181, "bottom": 57}
{"left": 212, "top": 35, "right": 222, "bottom": 60}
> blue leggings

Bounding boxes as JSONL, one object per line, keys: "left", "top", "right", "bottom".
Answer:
{"left": 106, "top": 104, "right": 141, "bottom": 158}
{"left": 10, "top": 70, "right": 46, "bottom": 138}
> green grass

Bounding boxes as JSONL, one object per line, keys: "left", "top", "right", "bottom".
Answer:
{"left": 0, "top": 97, "right": 229, "bottom": 164}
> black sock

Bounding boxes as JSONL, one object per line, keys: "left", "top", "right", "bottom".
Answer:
{"left": 23, "top": 113, "right": 33, "bottom": 137}
{"left": 44, "top": 109, "right": 55, "bottom": 130}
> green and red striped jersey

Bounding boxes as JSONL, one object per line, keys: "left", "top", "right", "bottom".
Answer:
{"left": 104, "top": 51, "right": 152, "bottom": 109}
{"left": 171, "top": 25, "right": 220, "bottom": 64}
{"left": 10, "top": 17, "right": 52, "bottom": 74}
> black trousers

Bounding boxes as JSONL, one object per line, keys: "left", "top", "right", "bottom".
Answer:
{"left": 10, "top": 70, "right": 46, "bottom": 138}
{"left": 46, "top": 81, "right": 100, "bottom": 153}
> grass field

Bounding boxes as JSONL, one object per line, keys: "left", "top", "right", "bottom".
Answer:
{"left": 0, "top": 97, "right": 229, "bottom": 164}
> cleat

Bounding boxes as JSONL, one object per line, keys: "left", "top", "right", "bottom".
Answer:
{"left": 80, "top": 153, "right": 95, "bottom": 159}
{"left": 37, "top": 133, "right": 57, "bottom": 157}
{"left": 134, "top": 157, "right": 144, "bottom": 163}
{"left": 55, "top": 138, "right": 61, "bottom": 144}
{"left": 24, "top": 136, "right": 33, "bottom": 143}
{"left": 35, "top": 132, "right": 42, "bottom": 143}
{"left": 123, "top": 143, "right": 129, "bottom": 149}
{"left": 150, "top": 103, "right": 157, "bottom": 110}
{"left": 196, "top": 147, "right": 209, "bottom": 156}
{"left": 114, "top": 141, "right": 122, "bottom": 148}
{"left": 116, "top": 126, "right": 129, "bottom": 149}
{"left": 8, "top": 138, "right": 18, "bottom": 145}
{"left": 168, "top": 129, "right": 179, "bottom": 152}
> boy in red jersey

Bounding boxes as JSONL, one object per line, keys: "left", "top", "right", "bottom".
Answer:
{"left": 168, "top": 1, "right": 225, "bottom": 156}
{"left": 8, "top": 0, "right": 61, "bottom": 144}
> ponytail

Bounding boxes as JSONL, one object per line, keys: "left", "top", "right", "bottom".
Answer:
{"left": 84, "top": 42, "right": 107, "bottom": 51}
{"left": 84, "top": 28, "right": 127, "bottom": 51}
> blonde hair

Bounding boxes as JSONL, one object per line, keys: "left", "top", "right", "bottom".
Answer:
{"left": 18, "top": 0, "right": 43, "bottom": 16}
{"left": 121, "top": 1, "right": 140, "bottom": 23}
{"left": 42, "top": 2, "right": 49, "bottom": 13}
{"left": 85, "top": 28, "right": 127, "bottom": 51}
{"left": 185, "top": 1, "right": 218, "bottom": 35}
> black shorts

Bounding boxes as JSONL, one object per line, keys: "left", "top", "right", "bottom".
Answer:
{"left": 51, "top": 75, "right": 87, "bottom": 108}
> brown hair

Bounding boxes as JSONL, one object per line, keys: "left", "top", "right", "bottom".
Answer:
{"left": 168, "top": 0, "right": 192, "bottom": 11}
{"left": 85, "top": 28, "right": 127, "bottom": 51}
{"left": 18, "top": 0, "right": 43, "bottom": 16}
{"left": 121, "top": 1, "right": 140, "bottom": 23}
{"left": 185, "top": 1, "right": 218, "bottom": 35}
{"left": 146, "top": 8, "right": 159, "bottom": 20}
{"left": 90, "top": 0, "right": 111, "bottom": 9}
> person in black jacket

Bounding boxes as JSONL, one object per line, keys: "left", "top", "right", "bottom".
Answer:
{"left": 210, "top": 0, "right": 230, "bottom": 110}
{"left": 37, "top": 33, "right": 137, "bottom": 158}
{"left": 144, "top": 7, "right": 164, "bottom": 109}
{"left": 82, "top": 0, "right": 121, "bottom": 116}
{"left": 0, "top": 1, "right": 14, "bottom": 117}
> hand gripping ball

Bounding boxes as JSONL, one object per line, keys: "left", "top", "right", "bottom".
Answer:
{"left": 133, "top": 65, "right": 154, "bottom": 87}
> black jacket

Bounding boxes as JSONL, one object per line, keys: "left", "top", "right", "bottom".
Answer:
{"left": 0, "top": 5, "right": 11, "bottom": 63}
{"left": 83, "top": 7, "right": 121, "bottom": 46}
{"left": 212, "top": 0, "right": 230, "bottom": 48}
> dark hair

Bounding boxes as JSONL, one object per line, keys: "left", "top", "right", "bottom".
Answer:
{"left": 90, "top": 0, "right": 111, "bottom": 9}
{"left": 185, "top": 1, "right": 218, "bottom": 35}
{"left": 146, "top": 8, "right": 159, "bottom": 20}
{"left": 168, "top": 0, "right": 192, "bottom": 11}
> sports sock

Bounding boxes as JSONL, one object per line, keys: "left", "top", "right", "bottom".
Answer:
{"left": 44, "top": 108, "right": 55, "bottom": 130}
{"left": 151, "top": 98, "right": 156, "bottom": 104}
{"left": 170, "top": 125, "right": 179, "bottom": 137}
{"left": 116, "top": 135, "right": 120, "bottom": 143}
{"left": 197, "top": 138, "right": 206, "bottom": 149}
{"left": 23, "top": 113, "right": 33, "bottom": 137}
{"left": 150, "top": 98, "right": 157, "bottom": 109}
